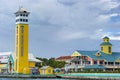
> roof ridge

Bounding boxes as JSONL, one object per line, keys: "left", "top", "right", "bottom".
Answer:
{"left": 76, "top": 50, "right": 98, "bottom": 52}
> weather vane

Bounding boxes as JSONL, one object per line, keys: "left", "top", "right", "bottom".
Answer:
{"left": 18, "top": 0, "right": 22, "bottom": 9}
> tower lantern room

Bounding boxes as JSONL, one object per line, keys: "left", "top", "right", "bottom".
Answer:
{"left": 15, "top": 7, "right": 30, "bottom": 24}
{"left": 100, "top": 36, "right": 112, "bottom": 54}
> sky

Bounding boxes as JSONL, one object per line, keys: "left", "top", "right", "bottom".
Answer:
{"left": 0, "top": 0, "right": 120, "bottom": 58}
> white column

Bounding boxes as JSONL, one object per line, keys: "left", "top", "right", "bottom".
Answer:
{"left": 81, "top": 59, "right": 82, "bottom": 66}
{"left": 114, "top": 62, "right": 115, "bottom": 66}
{"left": 91, "top": 60, "right": 93, "bottom": 65}
{"left": 107, "top": 62, "right": 108, "bottom": 65}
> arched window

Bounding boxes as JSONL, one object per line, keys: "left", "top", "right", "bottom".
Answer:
{"left": 108, "top": 47, "right": 111, "bottom": 53}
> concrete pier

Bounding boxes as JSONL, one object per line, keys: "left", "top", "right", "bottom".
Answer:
{"left": 0, "top": 74, "right": 56, "bottom": 79}
{"left": 0, "top": 74, "right": 119, "bottom": 80}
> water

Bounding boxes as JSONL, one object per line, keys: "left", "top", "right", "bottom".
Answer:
{"left": 1, "top": 73, "right": 120, "bottom": 80}
{"left": 64, "top": 73, "right": 120, "bottom": 77}
{"left": 0, "top": 78, "right": 71, "bottom": 80}
{"left": 60, "top": 73, "right": 120, "bottom": 79}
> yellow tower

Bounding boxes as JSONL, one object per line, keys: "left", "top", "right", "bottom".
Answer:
{"left": 14, "top": 7, "right": 30, "bottom": 74}
{"left": 100, "top": 36, "right": 112, "bottom": 54}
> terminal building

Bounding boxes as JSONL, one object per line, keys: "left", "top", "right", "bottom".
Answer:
{"left": 65, "top": 37, "right": 120, "bottom": 72}
{"left": 0, "top": 52, "right": 41, "bottom": 74}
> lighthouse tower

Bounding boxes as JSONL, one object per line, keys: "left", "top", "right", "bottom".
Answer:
{"left": 14, "top": 7, "right": 30, "bottom": 74}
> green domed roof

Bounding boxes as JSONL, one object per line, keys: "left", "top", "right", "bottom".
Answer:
{"left": 100, "top": 42, "right": 112, "bottom": 46}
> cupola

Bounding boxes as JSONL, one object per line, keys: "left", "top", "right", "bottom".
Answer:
{"left": 100, "top": 36, "right": 112, "bottom": 54}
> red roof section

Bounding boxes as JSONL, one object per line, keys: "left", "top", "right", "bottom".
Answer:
{"left": 56, "top": 56, "right": 72, "bottom": 60}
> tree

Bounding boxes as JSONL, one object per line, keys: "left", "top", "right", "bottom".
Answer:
{"left": 36, "top": 57, "right": 66, "bottom": 68}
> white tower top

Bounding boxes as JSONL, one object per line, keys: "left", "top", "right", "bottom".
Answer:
{"left": 15, "top": 7, "right": 30, "bottom": 24}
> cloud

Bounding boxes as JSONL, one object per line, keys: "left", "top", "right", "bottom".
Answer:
{"left": 57, "top": 0, "right": 79, "bottom": 6}
{"left": 109, "top": 32, "right": 120, "bottom": 40}
{"left": 98, "top": 13, "right": 119, "bottom": 22}
{"left": 0, "top": 0, "right": 120, "bottom": 57}
{"left": 110, "top": 36, "right": 120, "bottom": 40}
{"left": 57, "top": 31, "right": 88, "bottom": 41}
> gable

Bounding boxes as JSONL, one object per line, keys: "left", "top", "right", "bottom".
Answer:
{"left": 6, "top": 54, "right": 14, "bottom": 68}
{"left": 71, "top": 51, "right": 81, "bottom": 57}
{"left": 47, "top": 67, "right": 53, "bottom": 70}
{"left": 115, "top": 57, "right": 120, "bottom": 62}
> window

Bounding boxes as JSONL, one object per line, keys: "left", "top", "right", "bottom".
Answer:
{"left": 16, "top": 19, "right": 19, "bottom": 22}
{"left": 26, "top": 14, "right": 28, "bottom": 17}
{"left": 105, "top": 62, "right": 107, "bottom": 65}
{"left": 20, "top": 19, "right": 22, "bottom": 22}
{"left": 16, "top": 35, "right": 18, "bottom": 44}
{"left": 21, "top": 26, "right": 24, "bottom": 33}
{"left": 107, "top": 39, "right": 108, "bottom": 42}
{"left": 23, "top": 14, "right": 25, "bottom": 16}
{"left": 88, "top": 61, "right": 91, "bottom": 64}
{"left": 16, "top": 26, "right": 18, "bottom": 45}
{"left": 21, "top": 26, "right": 24, "bottom": 56}
{"left": 104, "top": 40, "right": 105, "bottom": 42}
{"left": 16, "top": 59, "right": 17, "bottom": 70}
{"left": 23, "top": 19, "right": 25, "bottom": 22}
{"left": 100, "top": 61, "right": 103, "bottom": 64}
{"left": 16, "top": 26, "right": 18, "bottom": 34}
{"left": 115, "top": 62, "right": 119, "bottom": 65}
{"left": 20, "top": 14, "right": 22, "bottom": 16}
{"left": 101, "top": 47, "right": 103, "bottom": 51}
{"left": 108, "top": 47, "right": 111, "bottom": 53}
{"left": 26, "top": 19, "right": 28, "bottom": 22}
{"left": 48, "top": 69, "right": 51, "bottom": 73}
{"left": 21, "top": 35, "right": 24, "bottom": 44}
{"left": 94, "top": 61, "right": 97, "bottom": 64}
{"left": 21, "top": 34, "right": 24, "bottom": 56}
{"left": 21, "top": 47, "right": 24, "bottom": 56}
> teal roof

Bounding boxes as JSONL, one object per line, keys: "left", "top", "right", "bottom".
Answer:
{"left": 84, "top": 65, "right": 106, "bottom": 69}
{"left": 103, "top": 36, "right": 109, "bottom": 39}
{"left": 76, "top": 50, "right": 120, "bottom": 62}
{"left": 100, "top": 42, "right": 112, "bottom": 46}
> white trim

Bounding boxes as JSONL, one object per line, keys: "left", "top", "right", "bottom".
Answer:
{"left": 16, "top": 17, "right": 28, "bottom": 20}
{"left": 16, "top": 22, "right": 28, "bottom": 24}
